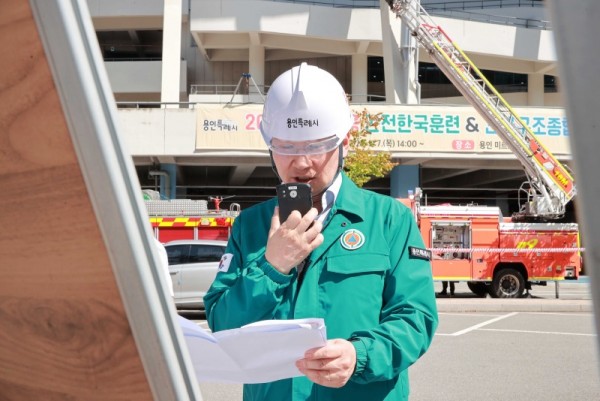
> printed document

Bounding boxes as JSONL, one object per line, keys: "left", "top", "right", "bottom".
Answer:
{"left": 179, "top": 316, "right": 327, "bottom": 383}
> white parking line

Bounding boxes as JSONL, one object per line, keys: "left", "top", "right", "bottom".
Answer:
{"left": 437, "top": 312, "right": 518, "bottom": 336}
{"left": 521, "top": 312, "right": 593, "bottom": 317}
{"left": 479, "top": 328, "right": 596, "bottom": 337}
{"left": 438, "top": 312, "right": 503, "bottom": 317}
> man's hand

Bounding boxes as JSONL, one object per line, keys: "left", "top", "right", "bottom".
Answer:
{"left": 265, "top": 207, "right": 323, "bottom": 274}
{"left": 295, "top": 339, "right": 357, "bottom": 388}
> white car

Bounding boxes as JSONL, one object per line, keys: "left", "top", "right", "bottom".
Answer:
{"left": 164, "top": 239, "right": 227, "bottom": 310}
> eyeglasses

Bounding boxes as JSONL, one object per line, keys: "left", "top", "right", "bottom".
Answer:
{"left": 270, "top": 135, "right": 340, "bottom": 156}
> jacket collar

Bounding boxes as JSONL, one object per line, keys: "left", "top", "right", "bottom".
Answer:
{"left": 306, "top": 173, "right": 366, "bottom": 265}
{"left": 331, "top": 172, "right": 366, "bottom": 223}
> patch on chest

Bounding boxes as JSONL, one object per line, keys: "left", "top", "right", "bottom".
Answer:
{"left": 339, "top": 229, "right": 365, "bottom": 250}
{"left": 409, "top": 246, "right": 432, "bottom": 261}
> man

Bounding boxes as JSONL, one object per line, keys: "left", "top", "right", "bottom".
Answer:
{"left": 440, "top": 281, "right": 456, "bottom": 296}
{"left": 204, "top": 63, "right": 438, "bottom": 401}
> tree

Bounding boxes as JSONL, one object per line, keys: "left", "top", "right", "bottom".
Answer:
{"left": 344, "top": 109, "right": 396, "bottom": 187}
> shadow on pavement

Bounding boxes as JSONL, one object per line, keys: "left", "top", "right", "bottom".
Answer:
{"left": 435, "top": 291, "right": 544, "bottom": 299}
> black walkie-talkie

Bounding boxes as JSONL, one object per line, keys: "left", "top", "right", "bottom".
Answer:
{"left": 276, "top": 183, "right": 313, "bottom": 222}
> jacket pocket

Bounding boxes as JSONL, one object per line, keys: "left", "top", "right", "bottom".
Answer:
{"left": 321, "top": 253, "right": 390, "bottom": 323}
{"left": 326, "top": 252, "right": 390, "bottom": 275}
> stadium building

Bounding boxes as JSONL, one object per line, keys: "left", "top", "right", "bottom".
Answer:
{"left": 90, "top": 0, "right": 571, "bottom": 217}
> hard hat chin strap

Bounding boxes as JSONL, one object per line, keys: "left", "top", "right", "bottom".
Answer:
{"left": 312, "top": 143, "right": 344, "bottom": 200}
{"left": 269, "top": 149, "right": 283, "bottom": 183}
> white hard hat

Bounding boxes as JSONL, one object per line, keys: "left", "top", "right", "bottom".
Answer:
{"left": 260, "top": 63, "right": 354, "bottom": 154}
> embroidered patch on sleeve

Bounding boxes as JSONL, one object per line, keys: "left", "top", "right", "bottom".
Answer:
{"left": 218, "top": 253, "right": 233, "bottom": 273}
{"left": 409, "top": 246, "right": 432, "bottom": 261}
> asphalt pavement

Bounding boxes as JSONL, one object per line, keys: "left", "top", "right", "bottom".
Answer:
{"left": 182, "top": 277, "right": 594, "bottom": 320}
{"left": 433, "top": 278, "right": 594, "bottom": 313}
{"left": 190, "top": 277, "right": 598, "bottom": 401}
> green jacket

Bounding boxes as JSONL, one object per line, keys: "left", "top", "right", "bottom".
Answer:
{"left": 205, "top": 173, "right": 438, "bottom": 401}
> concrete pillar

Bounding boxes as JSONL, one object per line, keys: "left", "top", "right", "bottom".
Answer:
{"left": 379, "top": 0, "right": 419, "bottom": 104}
{"left": 496, "top": 194, "right": 510, "bottom": 217}
{"left": 390, "top": 165, "right": 420, "bottom": 198}
{"left": 527, "top": 73, "right": 544, "bottom": 106}
{"left": 161, "top": 0, "right": 183, "bottom": 108}
{"left": 352, "top": 53, "right": 368, "bottom": 103}
{"left": 379, "top": 0, "right": 401, "bottom": 104}
{"left": 249, "top": 44, "right": 265, "bottom": 102}
{"left": 159, "top": 163, "right": 177, "bottom": 200}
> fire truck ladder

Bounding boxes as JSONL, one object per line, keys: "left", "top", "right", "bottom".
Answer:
{"left": 386, "top": 0, "right": 576, "bottom": 220}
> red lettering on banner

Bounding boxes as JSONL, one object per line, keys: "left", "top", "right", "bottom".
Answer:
{"left": 245, "top": 113, "right": 262, "bottom": 131}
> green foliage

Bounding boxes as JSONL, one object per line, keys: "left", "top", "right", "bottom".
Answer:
{"left": 344, "top": 109, "right": 396, "bottom": 187}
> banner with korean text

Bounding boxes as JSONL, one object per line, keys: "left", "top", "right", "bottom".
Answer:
{"left": 195, "top": 104, "right": 571, "bottom": 156}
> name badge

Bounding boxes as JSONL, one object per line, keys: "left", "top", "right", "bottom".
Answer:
{"left": 409, "top": 246, "right": 432, "bottom": 261}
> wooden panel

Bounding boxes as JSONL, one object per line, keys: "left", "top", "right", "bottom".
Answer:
{"left": 0, "top": 0, "right": 154, "bottom": 399}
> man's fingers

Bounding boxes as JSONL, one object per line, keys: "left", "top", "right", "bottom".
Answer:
{"left": 304, "top": 343, "right": 338, "bottom": 360}
{"left": 266, "top": 206, "right": 322, "bottom": 273}
{"left": 305, "top": 221, "right": 324, "bottom": 246}
{"left": 270, "top": 207, "right": 281, "bottom": 233}
{"left": 296, "top": 339, "right": 356, "bottom": 388}
{"left": 299, "top": 357, "right": 334, "bottom": 371}
{"left": 298, "top": 367, "right": 343, "bottom": 389}
{"left": 281, "top": 207, "right": 318, "bottom": 230}
{"left": 298, "top": 207, "right": 319, "bottom": 230}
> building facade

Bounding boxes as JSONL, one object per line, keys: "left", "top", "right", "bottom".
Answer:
{"left": 90, "top": 0, "right": 571, "bottom": 217}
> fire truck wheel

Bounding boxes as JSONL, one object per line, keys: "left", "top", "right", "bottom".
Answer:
{"left": 491, "top": 268, "right": 525, "bottom": 298}
{"left": 467, "top": 281, "right": 488, "bottom": 297}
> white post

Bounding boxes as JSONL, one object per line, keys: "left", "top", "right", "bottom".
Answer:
{"left": 379, "top": 0, "right": 419, "bottom": 104}
{"left": 527, "top": 73, "right": 544, "bottom": 106}
{"left": 161, "top": 0, "right": 183, "bottom": 108}
{"left": 249, "top": 43, "right": 265, "bottom": 102}
{"left": 352, "top": 53, "right": 368, "bottom": 103}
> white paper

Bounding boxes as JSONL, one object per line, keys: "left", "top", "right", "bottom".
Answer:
{"left": 178, "top": 316, "right": 327, "bottom": 384}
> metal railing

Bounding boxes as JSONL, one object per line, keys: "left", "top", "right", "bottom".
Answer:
{"left": 116, "top": 101, "right": 199, "bottom": 108}
{"left": 102, "top": 57, "right": 162, "bottom": 62}
{"left": 422, "top": 0, "right": 543, "bottom": 11}
{"left": 272, "top": 0, "right": 381, "bottom": 8}
{"left": 115, "top": 92, "right": 387, "bottom": 108}
{"left": 271, "top": 0, "right": 550, "bottom": 29}
{"left": 425, "top": 7, "right": 550, "bottom": 29}
{"left": 190, "top": 84, "right": 270, "bottom": 95}
{"left": 273, "top": 0, "right": 543, "bottom": 9}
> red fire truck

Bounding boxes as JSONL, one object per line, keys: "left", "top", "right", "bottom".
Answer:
{"left": 399, "top": 191, "right": 582, "bottom": 298}
{"left": 144, "top": 195, "right": 240, "bottom": 242}
{"left": 386, "top": 0, "right": 583, "bottom": 297}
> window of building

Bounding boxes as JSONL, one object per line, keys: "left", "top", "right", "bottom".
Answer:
{"left": 544, "top": 75, "right": 558, "bottom": 93}
{"left": 418, "top": 62, "right": 527, "bottom": 98}
{"left": 96, "top": 30, "right": 163, "bottom": 61}
{"left": 368, "top": 57, "right": 384, "bottom": 83}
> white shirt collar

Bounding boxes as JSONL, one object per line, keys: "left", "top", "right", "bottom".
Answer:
{"left": 316, "top": 173, "right": 342, "bottom": 223}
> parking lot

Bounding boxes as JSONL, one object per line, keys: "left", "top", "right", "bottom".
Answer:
{"left": 410, "top": 311, "right": 599, "bottom": 401}
{"left": 185, "top": 279, "right": 599, "bottom": 401}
